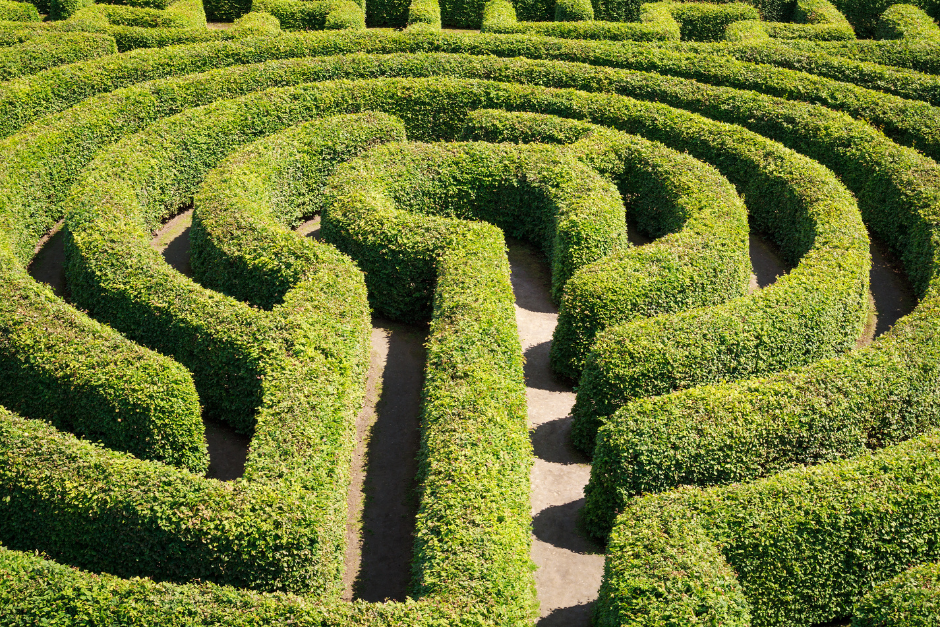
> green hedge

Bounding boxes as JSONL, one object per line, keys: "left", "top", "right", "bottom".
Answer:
{"left": 481, "top": 0, "right": 681, "bottom": 41}
{"left": 0, "top": 0, "right": 38, "bottom": 20}
{"left": 233, "top": 9, "right": 281, "bottom": 34}
{"left": 204, "top": 0, "right": 249, "bottom": 21}
{"left": 322, "top": 140, "right": 624, "bottom": 319}
{"left": 50, "top": 100, "right": 369, "bottom": 596}
{"left": 760, "top": 0, "right": 856, "bottom": 40}
{"left": 854, "top": 561, "right": 940, "bottom": 627}
{"left": 830, "top": 0, "right": 940, "bottom": 37}
{"left": 596, "top": 430, "right": 940, "bottom": 626}
{"left": 876, "top": 2, "right": 940, "bottom": 39}
{"left": 555, "top": 0, "right": 593, "bottom": 21}
{"left": 0, "top": 31, "right": 116, "bottom": 80}
{"left": 252, "top": 0, "right": 365, "bottom": 29}
{"left": 668, "top": 1, "right": 761, "bottom": 41}
{"left": 407, "top": 0, "right": 441, "bottom": 28}
{"left": 192, "top": 112, "right": 406, "bottom": 309}
{"left": 461, "top": 109, "right": 750, "bottom": 381}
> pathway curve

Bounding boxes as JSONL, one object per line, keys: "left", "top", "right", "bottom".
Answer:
{"left": 508, "top": 242, "right": 604, "bottom": 626}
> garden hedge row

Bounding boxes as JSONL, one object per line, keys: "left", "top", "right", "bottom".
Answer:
{"left": 757, "top": 0, "right": 856, "bottom": 41}
{"left": 7, "top": 31, "right": 940, "bottom": 167}
{"left": 830, "top": 0, "right": 940, "bottom": 36}
{"left": 324, "top": 140, "right": 624, "bottom": 319}
{"left": 0, "top": 0, "right": 37, "bottom": 21}
{"left": 596, "top": 430, "right": 940, "bottom": 626}
{"left": 854, "top": 561, "right": 940, "bottom": 627}
{"left": 0, "top": 30, "right": 115, "bottom": 80}
{"left": 252, "top": 0, "right": 366, "bottom": 30}
{"left": 481, "top": 0, "right": 681, "bottom": 41}
{"left": 44, "top": 96, "right": 369, "bottom": 596}
{"left": 876, "top": 2, "right": 940, "bottom": 39}
{"left": 461, "top": 109, "right": 750, "bottom": 380}
{"left": 555, "top": 0, "right": 593, "bottom": 21}
{"left": 192, "top": 112, "right": 406, "bottom": 310}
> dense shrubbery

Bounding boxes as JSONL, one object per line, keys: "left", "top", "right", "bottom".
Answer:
{"left": 4, "top": 8, "right": 940, "bottom": 626}
{"left": 596, "top": 431, "right": 940, "bottom": 626}
{"left": 876, "top": 2, "right": 940, "bottom": 39}
{"left": 854, "top": 561, "right": 940, "bottom": 627}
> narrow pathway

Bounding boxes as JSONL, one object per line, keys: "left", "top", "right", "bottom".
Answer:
{"left": 508, "top": 241, "right": 604, "bottom": 626}
{"left": 343, "top": 319, "right": 424, "bottom": 602}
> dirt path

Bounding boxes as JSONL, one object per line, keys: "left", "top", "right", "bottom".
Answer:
{"left": 343, "top": 320, "right": 425, "bottom": 602}
{"left": 508, "top": 241, "right": 604, "bottom": 626}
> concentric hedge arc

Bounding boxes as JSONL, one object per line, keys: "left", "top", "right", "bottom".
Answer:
{"left": 3, "top": 11, "right": 940, "bottom": 627}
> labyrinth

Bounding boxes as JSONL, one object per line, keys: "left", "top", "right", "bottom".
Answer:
{"left": 2, "top": 0, "right": 940, "bottom": 624}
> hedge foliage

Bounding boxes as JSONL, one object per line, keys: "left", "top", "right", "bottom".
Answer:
{"left": 876, "top": 2, "right": 940, "bottom": 40}
{"left": 323, "top": 140, "right": 624, "bottom": 318}
{"left": 407, "top": 0, "right": 441, "bottom": 28}
{"left": 0, "top": 31, "right": 115, "bottom": 80}
{"left": 829, "top": 0, "right": 940, "bottom": 36}
{"left": 50, "top": 98, "right": 369, "bottom": 595}
{"left": 0, "top": 0, "right": 38, "bottom": 21}
{"left": 461, "top": 109, "right": 750, "bottom": 380}
{"left": 597, "top": 431, "right": 940, "bottom": 626}
{"left": 763, "top": 0, "right": 856, "bottom": 40}
{"left": 555, "top": 0, "right": 593, "bottom": 21}
{"left": 668, "top": 1, "right": 760, "bottom": 41}
{"left": 854, "top": 561, "right": 940, "bottom": 627}
{"left": 252, "top": 0, "right": 366, "bottom": 30}
{"left": 482, "top": 0, "right": 681, "bottom": 41}
{"left": 192, "top": 112, "right": 406, "bottom": 309}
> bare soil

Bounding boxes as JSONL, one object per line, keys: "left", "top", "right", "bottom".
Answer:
{"left": 507, "top": 241, "right": 604, "bottom": 626}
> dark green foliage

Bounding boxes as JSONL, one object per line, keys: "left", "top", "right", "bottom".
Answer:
{"left": 482, "top": 0, "right": 681, "bottom": 41}
{"left": 876, "top": 3, "right": 940, "bottom": 39}
{"left": 0, "top": 0, "right": 37, "bottom": 20}
{"left": 407, "top": 0, "right": 441, "bottom": 28}
{"left": 598, "top": 431, "right": 940, "bottom": 626}
{"left": 204, "top": 0, "right": 250, "bottom": 21}
{"left": 0, "top": 31, "right": 115, "bottom": 80}
{"left": 828, "top": 0, "right": 940, "bottom": 37}
{"left": 724, "top": 17, "right": 770, "bottom": 39}
{"left": 555, "top": 0, "right": 593, "bottom": 21}
{"left": 854, "top": 562, "right": 940, "bottom": 627}
{"left": 762, "top": 0, "right": 855, "bottom": 39}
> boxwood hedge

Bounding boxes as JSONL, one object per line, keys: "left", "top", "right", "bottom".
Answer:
{"left": 877, "top": 3, "right": 940, "bottom": 40}
{"left": 854, "top": 561, "right": 940, "bottom": 627}
{"left": 0, "top": 0, "right": 38, "bottom": 21}
{"left": 0, "top": 31, "right": 116, "bottom": 80}
{"left": 461, "top": 108, "right": 750, "bottom": 380}
{"left": 253, "top": 0, "right": 366, "bottom": 30}
{"left": 597, "top": 430, "right": 940, "bottom": 626}
{"left": 192, "top": 111, "right": 407, "bottom": 309}
{"left": 323, "top": 140, "right": 625, "bottom": 318}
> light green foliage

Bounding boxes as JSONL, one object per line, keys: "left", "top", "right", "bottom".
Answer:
{"left": 876, "top": 3, "right": 940, "bottom": 39}
{"left": 854, "top": 562, "right": 940, "bottom": 627}
{"left": 598, "top": 432, "right": 940, "bottom": 626}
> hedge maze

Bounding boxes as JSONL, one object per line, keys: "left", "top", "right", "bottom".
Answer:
{"left": 2, "top": 0, "right": 940, "bottom": 624}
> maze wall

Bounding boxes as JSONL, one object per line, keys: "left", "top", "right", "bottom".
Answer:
{"left": 2, "top": 0, "right": 940, "bottom": 625}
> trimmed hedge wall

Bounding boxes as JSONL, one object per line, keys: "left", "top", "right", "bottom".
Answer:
{"left": 482, "top": 0, "right": 681, "bottom": 41}
{"left": 407, "top": 0, "right": 441, "bottom": 28}
{"left": 596, "top": 430, "right": 940, "bottom": 626}
{"left": 252, "top": 0, "right": 365, "bottom": 29}
{"left": 192, "top": 112, "right": 406, "bottom": 309}
{"left": 461, "top": 109, "right": 750, "bottom": 381}
{"left": 854, "top": 561, "right": 940, "bottom": 627}
{"left": 829, "top": 0, "right": 940, "bottom": 37}
{"left": 0, "top": 31, "right": 116, "bottom": 80}
{"left": 876, "top": 2, "right": 940, "bottom": 40}
{"left": 322, "top": 140, "right": 624, "bottom": 319}
{"left": 669, "top": 1, "right": 761, "bottom": 41}
{"left": 760, "top": 0, "right": 856, "bottom": 40}
{"left": 0, "top": 0, "right": 38, "bottom": 21}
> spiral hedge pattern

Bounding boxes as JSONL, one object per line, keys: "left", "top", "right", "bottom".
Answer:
{"left": 2, "top": 0, "right": 940, "bottom": 624}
